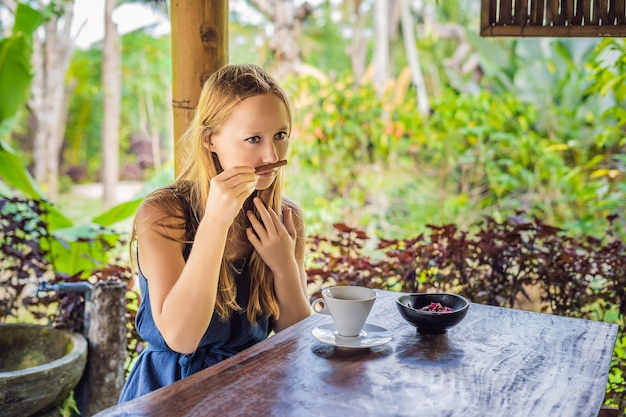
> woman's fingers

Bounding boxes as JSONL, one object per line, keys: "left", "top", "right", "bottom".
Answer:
{"left": 206, "top": 167, "right": 258, "bottom": 225}
{"left": 246, "top": 198, "right": 294, "bottom": 244}
{"left": 246, "top": 227, "right": 261, "bottom": 246}
{"left": 211, "top": 168, "right": 259, "bottom": 201}
{"left": 246, "top": 209, "right": 267, "bottom": 239}
{"left": 219, "top": 168, "right": 257, "bottom": 189}
{"left": 252, "top": 197, "right": 280, "bottom": 234}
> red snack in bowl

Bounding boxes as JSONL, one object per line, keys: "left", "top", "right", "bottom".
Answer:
{"left": 420, "top": 302, "right": 454, "bottom": 313}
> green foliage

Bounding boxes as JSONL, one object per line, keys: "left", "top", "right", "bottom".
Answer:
{"left": 0, "top": 1, "right": 76, "bottom": 240}
{"left": 0, "top": 11, "right": 160, "bottom": 280}
{"left": 1, "top": 111, "right": 131, "bottom": 280}
{"left": 0, "top": 3, "right": 41, "bottom": 134}
{"left": 299, "top": 1, "right": 352, "bottom": 74}
{"left": 0, "top": 2, "right": 51, "bottom": 203}
{"left": 65, "top": 30, "right": 172, "bottom": 181}
{"left": 57, "top": 391, "right": 79, "bottom": 417}
{"left": 1, "top": 23, "right": 168, "bottom": 277}
{"left": 0, "top": 139, "right": 46, "bottom": 199}
{"left": 587, "top": 39, "right": 626, "bottom": 147}
{"left": 285, "top": 59, "right": 624, "bottom": 240}
{"left": 64, "top": 48, "right": 104, "bottom": 179}
{"left": 294, "top": 76, "right": 392, "bottom": 169}
{"left": 119, "top": 30, "right": 171, "bottom": 158}
{"left": 286, "top": 74, "right": 427, "bottom": 235}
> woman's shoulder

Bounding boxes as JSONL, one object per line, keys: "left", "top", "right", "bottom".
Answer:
{"left": 139, "top": 186, "right": 179, "bottom": 213}
{"left": 281, "top": 195, "right": 301, "bottom": 212}
{"left": 136, "top": 183, "right": 192, "bottom": 232}
{"left": 281, "top": 195, "right": 304, "bottom": 224}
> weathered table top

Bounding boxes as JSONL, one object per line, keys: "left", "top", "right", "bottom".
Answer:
{"left": 96, "top": 290, "right": 618, "bottom": 417}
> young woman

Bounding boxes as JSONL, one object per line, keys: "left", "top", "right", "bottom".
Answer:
{"left": 118, "top": 64, "right": 311, "bottom": 403}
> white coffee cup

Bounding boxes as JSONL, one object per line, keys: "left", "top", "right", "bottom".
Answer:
{"left": 310, "top": 286, "right": 377, "bottom": 337}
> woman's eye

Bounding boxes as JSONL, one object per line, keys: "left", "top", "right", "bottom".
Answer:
{"left": 275, "top": 132, "right": 288, "bottom": 141}
{"left": 246, "top": 136, "right": 261, "bottom": 144}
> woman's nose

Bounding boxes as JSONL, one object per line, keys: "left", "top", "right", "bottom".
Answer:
{"left": 262, "top": 141, "right": 279, "bottom": 162}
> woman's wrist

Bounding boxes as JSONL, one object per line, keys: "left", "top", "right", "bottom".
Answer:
{"left": 271, "top": 259, "right": 300, "bottom": 284}
{"left": 198, "top": 209, "right": 232, "bottom": 234}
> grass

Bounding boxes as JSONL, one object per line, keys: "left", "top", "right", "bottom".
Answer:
{"left": 285, "top": 164, "right": 490, "bottom": 240}
{"left": 57, "top": 183, "right": 138, "bottom": 228}
{"left": 56, "top": 194, "right": 105, "bottom": 224}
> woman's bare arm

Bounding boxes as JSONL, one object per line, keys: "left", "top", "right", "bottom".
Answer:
{"left": 136, "top": 202, "right": 228, "bottom": 354}
{"left": 138, "top": 167, "right": 258, "bottom": 354}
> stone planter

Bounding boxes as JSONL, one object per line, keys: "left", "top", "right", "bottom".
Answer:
{"left": 0, "top": 323, "right": 87, "bottom": 417}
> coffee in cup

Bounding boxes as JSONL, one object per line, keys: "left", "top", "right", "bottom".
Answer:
{"left": 310, "top": 286, "right": 377, "bottom": 337}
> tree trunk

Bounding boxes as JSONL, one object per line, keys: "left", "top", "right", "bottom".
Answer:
{"left": 268, "top": 1, "right": 311, "bottom": 80}
{"left": 372, "top": 0, "right": 390, "bottom": 95}
{"left": 248, "top": 0, "right": 312, "bottom": 81}
{"left": 30, "top": 0, "right": 75, "bottom": 201}
{"left": 140, "top": 59, "right": 162, "bottom": 173}
{"left": 102, "top": 0, "right": 121, "bottom": 209}
{"left": 171, "top": 1, "right": 228, "bottom": 176}
{"left": 399, "top": 0, "right": 430, "bottom": 116}
{"left": 348, "top": 0, "right": 367, "bottom": 83}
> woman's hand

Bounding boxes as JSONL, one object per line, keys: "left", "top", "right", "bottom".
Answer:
{"left": 248, "top": 197, "right": 311, "bottom": 331}
{"left": 206, "top": 166, "right": 258, "bottom": 226}
{"left": 246, "top": 197, "right": 297, "bottom": 273}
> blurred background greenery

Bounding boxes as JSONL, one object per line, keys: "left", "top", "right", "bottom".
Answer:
{"left": 5, "top": 0, "right": 624, "bottom": 243}
{"left": 0, "top": 0, "right": 623, "bottom": 277}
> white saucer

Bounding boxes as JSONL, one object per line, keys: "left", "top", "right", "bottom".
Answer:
{"left": 311, "top": 323, "right": 394, "bottom": 348}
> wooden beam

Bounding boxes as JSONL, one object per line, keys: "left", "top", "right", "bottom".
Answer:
{"left": 481, "top": 23, "right": 626, "bottom": 36}
{"left": 171, "top": 1, "right": 228, "bottom": 176}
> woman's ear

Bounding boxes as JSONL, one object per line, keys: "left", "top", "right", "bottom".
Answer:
{"left": 201, "top": 128, "right": 213, "bottom": 151}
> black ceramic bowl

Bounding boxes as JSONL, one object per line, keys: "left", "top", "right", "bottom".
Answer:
{"left": 396, "top": 293, "right": 470, "bottom": 334}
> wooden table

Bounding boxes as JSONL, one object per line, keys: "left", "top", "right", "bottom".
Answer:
{"left": 95, "top": 290, "right": 618, "bottom": 417}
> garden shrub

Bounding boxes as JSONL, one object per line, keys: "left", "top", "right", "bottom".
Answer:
{"left": 286, "top": 73, "right": 625, "bottom": 240}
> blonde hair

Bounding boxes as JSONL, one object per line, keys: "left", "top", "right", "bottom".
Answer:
{"left": 130, "top": 64, "right": 292, "bottom": 324}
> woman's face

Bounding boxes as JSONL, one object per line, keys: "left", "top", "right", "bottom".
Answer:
{"left": 210, "top": 94, "right": 290, "bottom": 190}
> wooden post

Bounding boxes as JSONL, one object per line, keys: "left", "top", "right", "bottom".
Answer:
{"left": 170, "top": 0, "right": 229, "bottom": 177}
{"left": 76, "top": 280, "right": 127, "bottom": 416}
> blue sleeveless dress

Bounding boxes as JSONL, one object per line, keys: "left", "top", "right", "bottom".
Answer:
{"left": 118, "top": 253, "right": 272, "bottom": 403}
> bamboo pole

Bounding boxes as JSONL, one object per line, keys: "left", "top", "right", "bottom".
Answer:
{"left": 170, "top": 1, "right": 228, "bottom": 176}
